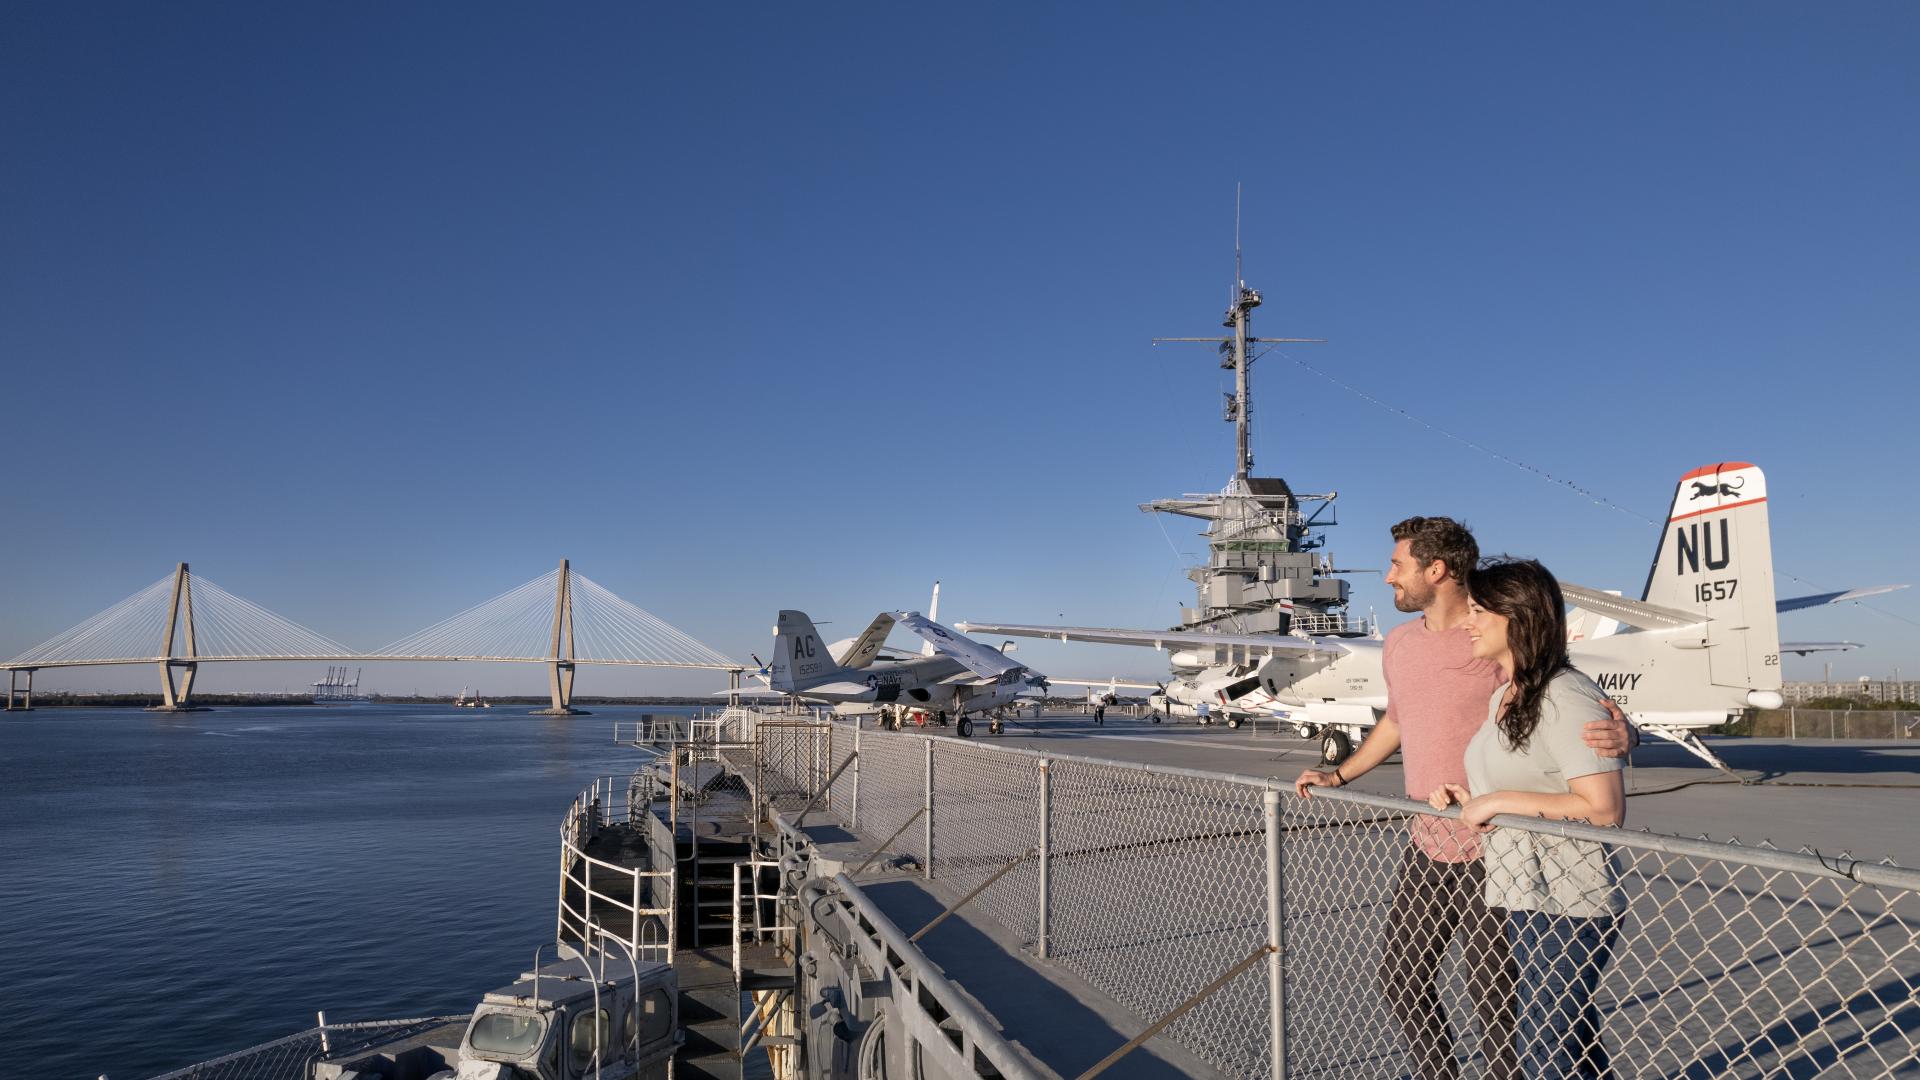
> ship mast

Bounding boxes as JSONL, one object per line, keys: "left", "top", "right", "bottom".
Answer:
{"left": 1155, "top": 187, "right": 1323, "bottom": 481}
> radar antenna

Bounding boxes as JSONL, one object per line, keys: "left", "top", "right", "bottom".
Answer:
{"left": 1155, "top": 185, "right": 1325, "bottom": 480}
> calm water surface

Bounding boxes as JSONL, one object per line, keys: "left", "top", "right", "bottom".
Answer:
{"left": 0, "top": 704, "right": 680, "bottom": 1078}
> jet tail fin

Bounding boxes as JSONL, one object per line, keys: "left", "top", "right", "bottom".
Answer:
{"left": 836, "top": 613, "right": 895, "bottom": 669}
{"left": 1640, "top": 463, "right": 1781, "bottom": 691}
{"left": 770, "top": 610, "right": 851, "bottom": 693}
{"left": 922, "top": 582, "right": 941, "bottom": 657}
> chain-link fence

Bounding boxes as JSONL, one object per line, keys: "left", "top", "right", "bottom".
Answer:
{"left": 754, "top": 721, "right": 1920, "bottom": 1079}
{"left": 1750, "top": 709, "right": 1920, "bottom": 740}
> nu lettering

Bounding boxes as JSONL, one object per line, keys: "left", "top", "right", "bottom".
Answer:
{"left": 1675, "top": 518, "right": 1732, "bottom": 574}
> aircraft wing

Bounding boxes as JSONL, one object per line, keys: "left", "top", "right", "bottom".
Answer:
{"left": 893, "top": 611, "right": 1023, "bottom": 680}
{"left": 1559, "top": 584, "right": 1702, "bottom": 631}
{"left": 1045, "top": 677, "right": 1165, "bottom": 690}
{"left": 801, "top": 680, "right": 880, "bottom": 700}
{"left": 1776, "top": 584, "right": 1910, "bottom": 612}
{"left": 1780, "top": 641, "right": 1862, "bottom": 655}
{"left": 955, "top": 621, "right": 1351, "bottom": 656}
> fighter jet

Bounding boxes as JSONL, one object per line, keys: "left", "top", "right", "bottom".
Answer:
{"left": 963, "top": 463, "right": 1904, "bottom": 772}
{"left": 767, "top": 609, "right": 1048, "bottom": 737}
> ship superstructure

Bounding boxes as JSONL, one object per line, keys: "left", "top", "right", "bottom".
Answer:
{"left": 1147, "top": 262, "right": 1368, "bottom": 656}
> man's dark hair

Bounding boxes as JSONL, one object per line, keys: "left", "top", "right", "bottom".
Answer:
{"left": 1390, "top": 516, "right": 1479, "bottom": 585}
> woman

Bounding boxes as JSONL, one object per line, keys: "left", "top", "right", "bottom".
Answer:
{"left": 1428, "top": 557, "right": 1625, "bottom": 1080}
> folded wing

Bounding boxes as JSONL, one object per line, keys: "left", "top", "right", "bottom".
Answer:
{"left": 955, "top": 620, "right": 1351, "bottom": 656}
{"left": 894, "top": 611, "right": 1023, "bottom": 679}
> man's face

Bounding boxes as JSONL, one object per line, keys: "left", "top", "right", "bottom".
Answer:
{"left": 1386, "top": 539, "right": 1442, "bottom": 613}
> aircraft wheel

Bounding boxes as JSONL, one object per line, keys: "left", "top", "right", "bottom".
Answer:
{"left": 1151, "top": 713, "right": 1161, "bottom": 724}
{"left": 989, "top": 719, "right": 1003, "bottom": 736}
{"left": 1296, "top": 723, "right": 1316, "bottom": 740}
{"left": 1320, "top": 729, "right": 1353, "bottom": 766}
{"left": 957, "top": 717, "right": 974, "bottom": 738}
{"left": 1226, "top": 716, "right": 1242, "bottom": 730}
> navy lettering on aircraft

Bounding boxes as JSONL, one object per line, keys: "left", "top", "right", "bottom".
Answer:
{"left": 793, "top": 634, "right": 818, "bottom": 659}
{"left": 1675, "top": 518, "right": 1732, "bottom": 574}
{"left": 1689, "top": 477, "right": 1744, "bottom": 501}
{"left": 1594, "top": 672, "right": 1642, "bottom": 693}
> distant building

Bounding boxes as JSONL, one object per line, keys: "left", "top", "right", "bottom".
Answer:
{"left": 1782, "top": 678, "right": 1920, "bottom": 704}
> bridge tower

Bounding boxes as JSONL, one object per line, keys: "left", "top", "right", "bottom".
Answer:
{"left": 533, "top": 558, "right": 588, "bottom": 716}
{"left": 5, "top": 668, "right": 33, "bottom": 710}
{"left": 149, "top": 562, "right": 206, "bottom": 712}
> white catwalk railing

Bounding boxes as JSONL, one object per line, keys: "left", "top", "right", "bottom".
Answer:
{"left": 5, "top": 566, "right": 738, "bottom": 671}
{"left": 371, "top": 569, "right": 737, "bottom": 669}
{"left": 6, "top": 572, "right": 354, "bottom": 666}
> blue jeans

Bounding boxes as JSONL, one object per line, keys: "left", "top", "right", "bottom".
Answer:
{"left": 1505, "top": 909, "right": 1617, "bottom": 1080}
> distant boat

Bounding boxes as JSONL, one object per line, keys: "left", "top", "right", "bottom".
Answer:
{"left": 452, "top": 688, "right": 491, "bottom": 709}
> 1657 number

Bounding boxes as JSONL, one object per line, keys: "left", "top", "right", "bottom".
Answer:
{"left": 1694, "top": 579, "right": 1738, "bottom": 602}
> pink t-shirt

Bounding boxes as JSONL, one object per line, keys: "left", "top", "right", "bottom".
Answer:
{"left": 1382, "top": 618, "right": 1504, "bottom": 862}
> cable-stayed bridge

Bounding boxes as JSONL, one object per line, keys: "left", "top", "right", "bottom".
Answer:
{"left": 3, "top": 560, "right": 742, "bottom": 714}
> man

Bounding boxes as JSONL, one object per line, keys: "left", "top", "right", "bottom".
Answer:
{"left": 1295, "top": 517, "right": 1633, "bottom": 1080}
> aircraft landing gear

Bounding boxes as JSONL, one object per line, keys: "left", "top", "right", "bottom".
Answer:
{"left": 1151, "top": 713, "right": 1161, "bottom": 724}
{"left": 989, "top": 717, "right": 1004, "bottom": 736}
{"left": 957, "top": 717, "right": 974, "bottom": 739}
{"left": 1226, "top": 716, "right": 1243, "bottom": 730}
{"left": 1320, "top": 729, "right": 1353, "bottom": 767}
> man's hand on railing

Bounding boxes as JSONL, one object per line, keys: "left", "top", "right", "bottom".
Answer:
{"left": 1294, "top": 768, "right": 1342, "bottom": 798}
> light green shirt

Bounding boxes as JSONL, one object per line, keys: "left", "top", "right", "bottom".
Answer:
{"left": 1465, "top": 667, "right": 1625, "bottom": 918}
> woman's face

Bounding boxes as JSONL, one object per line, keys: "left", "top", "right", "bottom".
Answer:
{"left": 1464, "top": 596, "right": 1510, "bottom": 663}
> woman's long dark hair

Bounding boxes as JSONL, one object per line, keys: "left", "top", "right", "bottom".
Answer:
{"left": 1469, "top": 557, "right": 1569, "bottom": 751}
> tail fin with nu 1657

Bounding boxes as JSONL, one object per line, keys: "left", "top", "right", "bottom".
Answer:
{"left": 1639, "top": 461, "right": 1780, "bottom": 693}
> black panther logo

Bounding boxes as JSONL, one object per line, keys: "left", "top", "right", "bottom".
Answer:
{"left": 1689, "top": 476, "right": 1744, "bottom": 501}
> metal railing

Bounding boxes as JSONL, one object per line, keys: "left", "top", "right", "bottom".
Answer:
{"left": 147, "top": 1016, "right": 468, "bottom": 1080}
{"left": 557, "top": 776, "right": 675, "bottom": 964}
{"left": 751, "top": 722, "right": 1920, "bottom": 1079}
{"left": 1287, "top": 610, "right": 1373, "bottom": 636}
{"left": 614, "top": 705, "right": 837, "bottom": 751}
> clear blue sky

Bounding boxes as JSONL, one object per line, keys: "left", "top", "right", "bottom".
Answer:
{"left": 5, "top": 3, "right": 1916, "bottom": 696}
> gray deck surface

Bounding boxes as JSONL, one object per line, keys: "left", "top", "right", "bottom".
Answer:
{"left": 796, "top": 819, "right": 1231, "bottom": 1080}
{"left": 977, "top": 714, "right": 1920, "bottom": 868}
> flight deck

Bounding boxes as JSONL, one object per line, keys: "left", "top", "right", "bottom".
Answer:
{"left": 978, "top": 711, "right": 1920, "bottom": 869}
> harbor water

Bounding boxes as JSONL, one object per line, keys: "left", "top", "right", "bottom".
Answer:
{"left": 0, "top": 703, "right": 675, "bottom": 1079}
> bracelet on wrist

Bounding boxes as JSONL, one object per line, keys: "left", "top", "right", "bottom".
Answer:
{"left": 1333, "top": 768, "right": 1347, "bottom": 786}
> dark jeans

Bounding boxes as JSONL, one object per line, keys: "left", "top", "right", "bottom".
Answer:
{"left": 1380, "top": 847, "right": 1517, "bottom": 1080}
{"left": 1506, "top": 909, "right": 1618, "bottom": 1080}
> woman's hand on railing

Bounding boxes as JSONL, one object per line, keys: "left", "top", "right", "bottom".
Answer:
{"left": 1427, "top": 783, "right": 1471, "bottom": 812}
